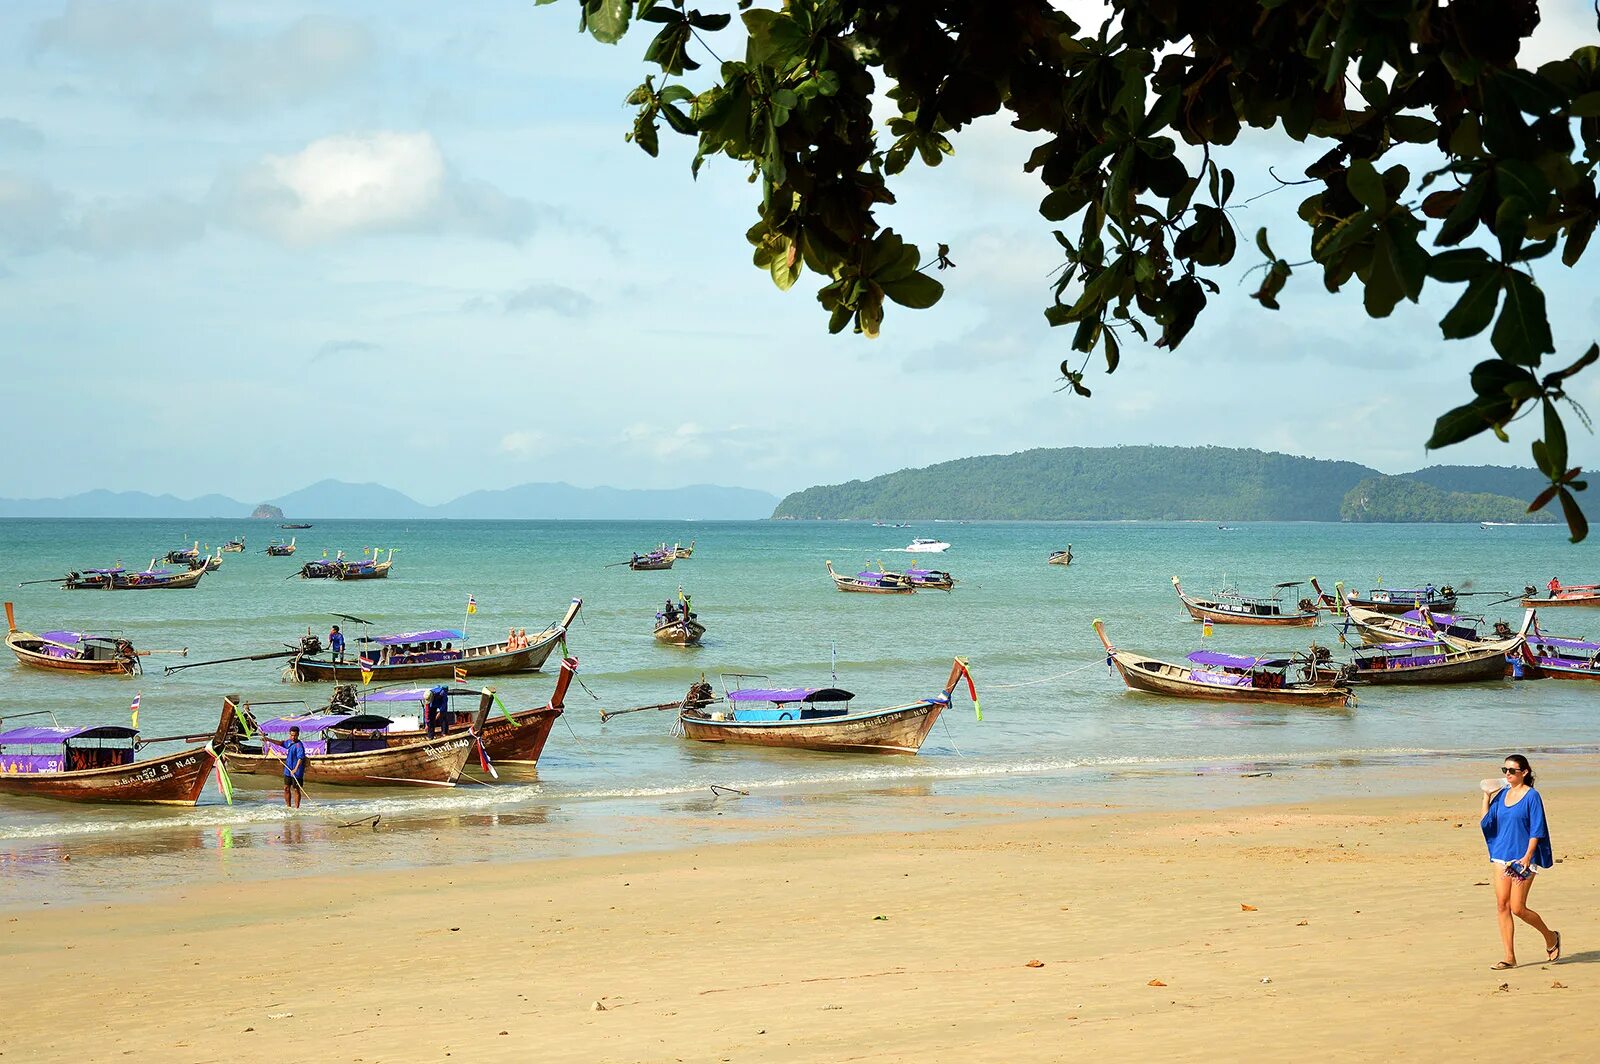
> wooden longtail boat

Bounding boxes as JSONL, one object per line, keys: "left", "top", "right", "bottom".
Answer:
{"left": 628, "top": 549, "right": 675, "bottom": 571}
{"left": 1341, "top": 640, "right": 1513, "bottom": 685}
{"left": 1048, "top": 547, "right": 1073, "bottom": 566}
{"left": 1521, "top": 582, "right": 1600, "bottom": 608}
{"left": 221, "top": 537, "right": 246, "bottom": 553}
{"left": 679, "top": 659, "right": 979, "bottom": 754}
{"left": 825, "top": 561, "right": 916, "bottom": 594}
{"left": 672, "top": 540, "right": 696, "bottom": 560}
{"left": 223, "top": 698, "right": 490, "bottom": 787}
{"left": 289, "top": 598, "right": 582, "bottom": 682}
{"left": 1308, "top": 578, "right": 1343, "bottom": 614}
{"left": 62, "top": 563, "right": 206, "bottom": 590}
{"left": 336, "top": 550, "right": 394, "bottom": 580}
{"left": 874, "top": 560, "right": 956, "bottom": 591}
{"left": 197, "top": 549, "right": 223, "bottom": 572}
{"left": 1094, "top": 619, "right": 1352, "bottom": 708}
{"left": 654, "top": 589, "right": 705, "bottom": 646}
{"left": 164, "top": 541, "right": 201, "bottom": 566}
{"left": 0, "top": 698, "right": 235, "bottom": 805}
{"left": 1171, "top": 576, "right": 1318, "bottom": 626}
{"left": 1342, "top": 584, "right": 1455, "bottom": 614}
{"left": 347, "top": 656, "right": 578, "bottom": 765}
{"left": 4, "top": 602, "right": 182, "bottom": 675}
{"left": 1342, "top": 603, "right": 1511, "bottom": 647}
{"left": 265, "top": 537, "right": 297, "bottom": 556}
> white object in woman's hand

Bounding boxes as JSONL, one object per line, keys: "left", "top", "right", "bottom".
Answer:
{"left": 1480, "top": 777, "right": 1507, "bottom": 794}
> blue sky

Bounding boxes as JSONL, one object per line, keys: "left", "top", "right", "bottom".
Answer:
{"left": 2, "top": 1, "right": 1597, "bottom": 504}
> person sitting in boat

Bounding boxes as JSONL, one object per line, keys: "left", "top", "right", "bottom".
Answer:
{"left": 663, "top": 597, "right": 679, "bottom": 623}
{"left": 328, "top": 625, "right": 345, "bottom": 662}
{"left": 516, "top": 628, "right": 528, "bottom": 648}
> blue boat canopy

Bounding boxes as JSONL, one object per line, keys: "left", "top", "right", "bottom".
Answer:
{"left": 727, "top": 687, "right": 854, "bottom": 704}
{"left": 364, "top": 629, "right": 466, "bottom": 646}
{"left": 0, "top": 724, "right": 138, "bottom": 744}
{"left": 1186, "top": 650, "right": 1291, "bottom": 669}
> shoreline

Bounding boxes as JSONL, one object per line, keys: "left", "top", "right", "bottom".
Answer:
{"left": 4, "top": 758, "right": 1598, "bottom": 1061}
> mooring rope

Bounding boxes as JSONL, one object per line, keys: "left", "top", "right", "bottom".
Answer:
{"left": 987, "top": 659, "right": 1104, "bottom": 690}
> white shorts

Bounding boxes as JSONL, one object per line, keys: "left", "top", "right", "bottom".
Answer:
{"left": 1492, "top": 859, "right": 1543, "bottom": 875}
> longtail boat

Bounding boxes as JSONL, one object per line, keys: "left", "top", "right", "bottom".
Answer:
{"left": 4, "top": 602, "right": 185, "bottom": 675}
{"left": 874, "top": 560, "right": 956, "bottom": 591}
{"left": 221, "top": 537, "right": 246, "bottom": 553}
{"left": 59, "top": 562, "right": 206, "bottom": 590}
{"left": 1521, "top": 618, "right": 1600, "bottom": 680}
{"left": 164, "top": 541, "right": 201, "bottom": 566}
{"left": 335, "top": 549, "right": 394, "bottom": 580}
{"left": 348, "top": 655, "right": 578, "bottom": 765}
{"left": 1308, "top": 578, "right": 1343, "bottom": 614}
{"left": 264, "top": 537, "right": 297, "bottom": 556}
{"left": 654, "top": 588, "right": 705, "bottom": 646}
{"left": 825, "top": 561, "right": 915, "bottom": 594}
{"left": 198, "top": 549, "right": 223, "bottom": 572}
{"left": 1048, "top": 547, "right": 1073, "bottom": 566}
{"left": 1342, "top": 583, "right": 1455, "bottom": 614}
{"left": 222, "top": 697, "right": 489, "bottom": 787}
{"left": 676, "top": 658, "right": 979, "bottom": 754}
{"left": 672, "top": 540, "right": 696, "bottom": 560}
{"left": 1342, "top": 603, "right": 1511, "bottom": 647}
{"left": 170, "top": 599, "right": 584, "bottom": 683}
{"left": 0, "top": 698, "right": 235, "bottom": 805}
{"left": 1341, "top": 640, "right": 1513, "bottom": 685}
{"left": 280, "top": 523, "right": 313, "bottom": 529}
{"left": 1171, "top": 576, "right": 1318, "bottom": 627}
{"left": 1094, "top": 619, "right": 1352, "bottom": 708}
{"left": 298, "top": 556, "right": 340, "bottom": 579}
{"left": 627, "top": 548, "right": 675, "bottom": 571}
{"left": 1521, "top": 581, "right": 1600, "bottom": 608}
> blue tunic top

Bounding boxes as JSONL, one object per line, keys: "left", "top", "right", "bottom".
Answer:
{"left": 282, "top": 739, "right": 307, "bottom": 781}
{"left": 1481, "top": 787, "right": 1553, "bottom": 868}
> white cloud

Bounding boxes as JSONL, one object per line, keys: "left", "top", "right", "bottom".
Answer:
{"left": 216, "top": 131, "right": 535, "bottom": 245}
{"left": 499, "top": 430, "right": 545, "bottom": 458}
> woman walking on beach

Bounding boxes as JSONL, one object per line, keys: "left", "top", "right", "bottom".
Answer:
{"left": 1480, "top": 754, "right": 1560, "bottom": 969}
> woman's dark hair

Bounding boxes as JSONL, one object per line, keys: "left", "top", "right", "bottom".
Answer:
{"left": 1506, "top": 753, "right": 1535, "bottom": 787}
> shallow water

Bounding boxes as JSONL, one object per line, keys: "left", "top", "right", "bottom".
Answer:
{"left": 0, "top": 517, "right": 1592, "bottom": 898}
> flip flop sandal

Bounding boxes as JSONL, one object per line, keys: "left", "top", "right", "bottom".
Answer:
{"left": 1490, "top": 961, "right": 1516, "bottom": 970}
{"left": 1548, "top": 931, "right": 1562, "bottom": 962}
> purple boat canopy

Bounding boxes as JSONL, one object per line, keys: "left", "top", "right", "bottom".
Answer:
{"left": 0, "top": 724, "right": 138, "bottom": 744}
{"left": 1186, "top": 650, "right": 1291, "bottom": 669}
{"left": 81, "top": 567, "right": 126, "bottom": 575}
{"left": 1400, "top": 610, "right": 1463, "bottom": 625}
{"left": 727, "top": 687, "right": 854, "bottom": 704}
{"left": 1355, "top": 640, "right": 1445, "bottom": 653}
{"left": 257, "top": 712, "right": 392, "bottom": 734}
{"left": 39, "top": 630, "right": 83, "bottom": 646}
{"left": 1530, "top": 635, "right": 1600, "bottom": 653}
{"left": 363, "top": 629, "right": 466, "bottom": 646}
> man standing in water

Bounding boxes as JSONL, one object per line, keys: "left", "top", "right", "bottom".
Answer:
{"left": 282, "top": 725, "right": 307, "bottom": 809}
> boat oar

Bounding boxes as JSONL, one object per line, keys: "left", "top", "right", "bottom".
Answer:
{"left": 135, "top": 647, "right": 188, "bottom": 658}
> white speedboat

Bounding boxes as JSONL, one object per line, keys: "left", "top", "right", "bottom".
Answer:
{"left": 907, "top": 537, "right": 951, "bottom": 553}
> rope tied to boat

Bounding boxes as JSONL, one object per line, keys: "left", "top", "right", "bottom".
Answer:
{"left": 987, "top": 659, "right": 1106, "bottom": 690}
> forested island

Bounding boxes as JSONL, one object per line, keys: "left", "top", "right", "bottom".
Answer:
{"left": 772, "top": 446, "right": 1556, "bottom": 524}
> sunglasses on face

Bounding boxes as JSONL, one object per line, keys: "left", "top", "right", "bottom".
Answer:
{"left": 1503, "top": 767, "right": 1522, "bottom": 774}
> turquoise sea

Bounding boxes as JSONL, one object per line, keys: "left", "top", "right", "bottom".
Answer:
{"left": 1, "top": 518, "right": 1594, "bottom": 902}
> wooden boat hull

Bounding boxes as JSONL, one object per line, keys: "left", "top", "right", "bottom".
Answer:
{"left": 1351, "top": 648, "right": 1510, "bottom": 685}
{"left": 1344, "top": 595, "right": 1455, "bottom": 615}
{"left": 1522, "top": 594, "right": 1600, "bottom": 608}
{"left": 1048, "top": 553, "right": 1072, "bottom": 566}
{"left": 681, "top": 701, "right": 944, "bottom": 754}
{"left": 64, "top": 568, "right": 205, "bottom": 590}
{"left": 831, "top": 579, "right": 914, "bottom": 594}
{"left": 0, "top": 744, "right": 219, "bottom": 805}
{"left": 5, "top": 622, "right": 137, "bottom": 675}
{"left": 223, "top": 732, "right": 474, "bottom": 787}
{"left": 1110, "top": 652, "right": 1350, "bottom": 708}
{"left": 630, "top": 558, "right": 675, "bottom": 570}
{"left": 1178, "top": 598, "right": 1317, "bottom": 626}
{"left": 383, "top": 707, "right": 560, "bottom": 765}
{"left": 336, "top": 563, "right": 391, "bottom": 580}
{"left": 654, "top": 618, "right": 706, "bottom": 646}
{"left": 292, "top": 639, "right": 560, "bottom": 682}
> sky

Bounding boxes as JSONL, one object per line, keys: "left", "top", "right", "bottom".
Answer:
{"left": 2, "top": 0, "right": 1597, "bottom": 505}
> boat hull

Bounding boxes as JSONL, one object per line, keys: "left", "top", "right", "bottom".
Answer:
{"left": 0, "top": 744, "right": 219, "bottom": 805}
{"left": 1522, "top": 594, "right": 1600, "bottom": 608}
{"left": 629, "top": 559, "right": 674, "bottom": 571}
{"left": 1178, "top": 598, "right": 1317, "bottom": 626}
{"left": 1344, "top": 595, "right": 1456, "bottom": 615}
{"left": 383, "top": 707, "right": 561, "bottom": 765}
{"left": 654, "top": 619, "right": 706, "bottom": 646}
{"left": 1111, "top": 653, "right": 1350, "bottom": 708}
{"left": 223, "top": 732, "right": 473, "bottom": 787}
{"left": 1351, "top": 648, "right": 1510, "bottom": 685}
{"left": 6, "top": 635, "right": 136, "bottom": 675}
{"left": 64, "top": 568, "right": 205, "bottom": 590}
{"left": 292, "top": 637, "right": 561, "bottom": 682}
{"left": 1048, "top": 553, "right": 1072, "bottom": 566}
{"left": 681, "top": 701, "right": 944, "bottom": 754}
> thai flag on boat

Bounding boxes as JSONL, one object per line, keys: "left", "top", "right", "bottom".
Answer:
{"left": 359, "top": 655, "right": 374, "bottom": 669}
{"left": 130, "top": 693, "right": 141, "bottom": 728}
{"left": 453, "top": 666, "right": 468, "bottom": 684}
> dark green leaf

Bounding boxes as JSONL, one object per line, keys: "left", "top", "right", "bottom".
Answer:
{"left": 1346, "top": 160, "right": 1386, "bottom": 210}
{"left": 1559, "top": 486, "right": 1589, "bottom": 543}
{"left": 1490, "top": 271, "right": 1555, "bottom": 366}
{"left": 1439, "top": 272, "right": 1501, "bottom": 339}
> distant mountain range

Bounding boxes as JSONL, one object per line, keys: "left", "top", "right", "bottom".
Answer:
{"left": 771, "top": 446, "right": 1556, "bottom": 523}
{"left": 0, "top": 480, "right": 781, "bottom": 520}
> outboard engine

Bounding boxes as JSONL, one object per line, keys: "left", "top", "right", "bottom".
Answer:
{"left": 329, "top": 684, "right": 359, "bottom": 709}
{"left": 298, "top": 634, "right": 324, "bottom": 656}
{"left": 1493, "top": 621, "right": 1513, "bottom": 639}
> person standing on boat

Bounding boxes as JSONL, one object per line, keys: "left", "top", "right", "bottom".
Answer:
{"left": 426, "top": 685, "right": 449, "bottom": 738}
{"left": 328, "top": 625, "right": 345, "bottom": 663}
{"left": 282, "top": 726, "right": 307, "bottom": 809}
{"left": 1549, "top": 576, "right": 1562, "bottom": 595}
{"left": 1480, "top": 754, "right": 1560, "bottom": 968}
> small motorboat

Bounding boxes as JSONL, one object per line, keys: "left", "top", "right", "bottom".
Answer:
{"left": 906, "top": 537, "right": 951, "bottom": 553}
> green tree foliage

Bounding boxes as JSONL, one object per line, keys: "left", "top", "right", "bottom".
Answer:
{"left": 769, "top": 445, "right": 1551, "bottom": 522}
{"left": 540, "top": 0, "right": 1600, "bottom": 538}
{"left": 1339, "top": 475, "right": 1555, "bottom": 523}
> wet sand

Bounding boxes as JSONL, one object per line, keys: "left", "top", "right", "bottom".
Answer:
{"left": 3, "top": 766, "right": 1596, "bottom": 1062}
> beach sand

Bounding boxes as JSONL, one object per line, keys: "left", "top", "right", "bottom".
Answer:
{"left": 2, "top": 777, "right": 1595, "bottom": 1062}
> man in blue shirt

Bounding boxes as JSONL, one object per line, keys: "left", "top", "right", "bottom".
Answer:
{"left": 329, "top": 625, "right": 346, "bottom": 662}
{"left": 282, "top": 725, "right": 307, "bottom": 809}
